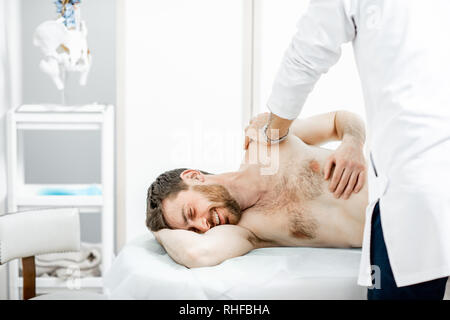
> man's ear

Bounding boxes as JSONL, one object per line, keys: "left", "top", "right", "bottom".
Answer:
{"left": 180, "top": 169, "right": 205, "bottom": 183}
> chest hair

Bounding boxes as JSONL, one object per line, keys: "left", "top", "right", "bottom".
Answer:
{"left": 256, "top": 159, "right": 323, "bottom": 239}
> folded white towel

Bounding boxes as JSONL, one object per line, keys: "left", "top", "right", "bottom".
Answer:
{"left": 33, "top": 242, "right": 102, "bottom": 279}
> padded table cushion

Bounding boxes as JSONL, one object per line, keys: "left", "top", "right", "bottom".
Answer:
{"left": 104, "top": 234, "right": 366, "bottom": 299}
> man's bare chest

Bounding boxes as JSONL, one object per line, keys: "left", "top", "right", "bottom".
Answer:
{"left": 239, "top": 157, "right": 326, "bottom": 244}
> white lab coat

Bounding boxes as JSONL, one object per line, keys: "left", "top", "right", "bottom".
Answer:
{"left": 267, "top": 0, "right": 450, "bottom": 287}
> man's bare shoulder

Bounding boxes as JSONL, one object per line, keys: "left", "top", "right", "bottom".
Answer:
{"left": 240, "top": 133, "right": 309, "bottom": 170}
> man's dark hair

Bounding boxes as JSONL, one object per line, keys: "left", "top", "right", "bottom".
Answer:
{"left": 146, "top": 168, "right": 211, "bottom": 231}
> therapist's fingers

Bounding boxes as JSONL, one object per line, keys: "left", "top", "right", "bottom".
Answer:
{"left": 244, "top": 124, "right": 255, "bottom": 150}
{"left": 244, "top": 126, "right": 259, "bottom": 150}
{"left": 244, "top": 113, "right": 271, "bottom": 150}
{"left": 354, "top": 171, "right": 365, "bottom": 193}
{"left": 342, "top": 171, "right": 359, "bottom": 200}
{"left": 244, "top": 125, "right": 249, "bottom": 149}
{"left": 329, "top": 164, "right": 345, "bottom": 193}
{"left": 323, "top": 156, "right": 335, "bottom": 180}
{"left": 244, "top": 135, "right": 250, "bottom": 150}
{"left": 334, "top": 168, "right": 351, "bottom": 198}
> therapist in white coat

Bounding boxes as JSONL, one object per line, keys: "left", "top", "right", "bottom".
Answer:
{"left": 245, "top": 0, "right": 450, "bottom": 299}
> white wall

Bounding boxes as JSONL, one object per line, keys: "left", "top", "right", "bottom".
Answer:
{"left": 257, "top": 0, "right": 365, "bottom": 123}
{"left": 120, "top": 0, "right": 245, "bottom": 242}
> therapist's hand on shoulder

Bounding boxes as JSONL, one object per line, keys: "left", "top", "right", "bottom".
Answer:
{"left": 244, "top": 112, "right": 291, "bottom": 149}
{"left": 244, "top": 112, "right": 271, "bottom": 149}
{"left": 324, "top": 137, "right": 366, "bottom": 200}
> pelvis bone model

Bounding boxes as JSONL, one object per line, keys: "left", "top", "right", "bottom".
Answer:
{"left": 33, "top": 16, "right": 92, "bottom": 90}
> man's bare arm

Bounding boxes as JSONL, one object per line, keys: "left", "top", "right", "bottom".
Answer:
{"left": 334, "top": 110, "right": 366, "bottom": 147}
{"left": 291, "top": 110, "right": 365, "bottom": 147}
{"left": 290, "top": 112, "right": 338, "bottom": 145}
{"left": 153, "top": 225, "right": 259, "bottom": 268}
{"left": 246, "top": 110, "right": 365, "bottom": 146}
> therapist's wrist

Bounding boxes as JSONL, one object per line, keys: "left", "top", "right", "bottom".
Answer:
{"left": 263, "top": 124, "right": 289, "bottom": 144}
{"left": 265, "top": 113, "right": 293, "bottom": 140}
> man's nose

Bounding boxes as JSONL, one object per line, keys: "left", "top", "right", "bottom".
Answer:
{"left": 194, "top": 217, "right": 210, "bottom": 233}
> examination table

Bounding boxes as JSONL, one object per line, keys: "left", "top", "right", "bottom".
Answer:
{"left": 104, "top": 234, "right": 367, "bottom": 299}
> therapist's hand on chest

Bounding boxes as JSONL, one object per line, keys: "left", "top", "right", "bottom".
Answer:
{"left": 324, "top": 134, "right": 365, "bottom": 199}
{"left": 244, "top": 110, "right": 366, "bottom": 199}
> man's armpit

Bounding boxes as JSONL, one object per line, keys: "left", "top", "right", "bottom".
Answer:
{"left": 242, "top": 227, "right": 277, "bottom": 249}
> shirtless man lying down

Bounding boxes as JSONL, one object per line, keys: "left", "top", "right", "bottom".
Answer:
{"left": 146, "top": 110, "right": 368, "bottom": 268}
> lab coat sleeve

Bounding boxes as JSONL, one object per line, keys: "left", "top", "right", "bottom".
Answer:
{"left": 267, "top": 0, "right": 356, "bottom": 120}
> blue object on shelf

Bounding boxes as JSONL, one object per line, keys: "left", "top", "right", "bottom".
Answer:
{"left": 38, "top": 185, "right": 102, "bottom": 196}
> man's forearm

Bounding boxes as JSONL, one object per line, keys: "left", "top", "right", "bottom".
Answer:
{"left": 154, "top": 229, "right": 207, "bottom": 268}
{"left": 334, "top": 111, "right": 366, "bottom": 147}
{"left": 154, "top": 225, "right": 257, "bottom": 268}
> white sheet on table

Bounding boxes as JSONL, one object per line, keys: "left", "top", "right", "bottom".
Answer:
{"left": 104, "top": 234, "right": 366, "bottom": 300}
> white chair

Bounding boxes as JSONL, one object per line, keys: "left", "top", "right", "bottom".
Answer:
{"left": 0, "top": 208, "right": 106, "bottom": 300}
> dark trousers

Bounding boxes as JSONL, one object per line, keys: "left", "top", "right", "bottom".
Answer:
{"left": 367, "top": 202, "right": 448, "bottom": 300}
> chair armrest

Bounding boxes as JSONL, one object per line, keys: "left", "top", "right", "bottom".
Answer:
{"left": 0, "top": 208, "right": 81, "bottom": 264}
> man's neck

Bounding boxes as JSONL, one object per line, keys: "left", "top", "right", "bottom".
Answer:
{"left": 204, "top": 167, "right": 264, "bottom": 211}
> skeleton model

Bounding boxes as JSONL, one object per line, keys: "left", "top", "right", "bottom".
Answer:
{"left": 33, "top": 0, "right": 92, "bottom": 90}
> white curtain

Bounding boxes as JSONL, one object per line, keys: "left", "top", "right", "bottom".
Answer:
{"left": 0, "top": 0, "right": 21, "bottom": 300}
{"left": 0, "top": 0, "right": 21, "bottom": 215}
